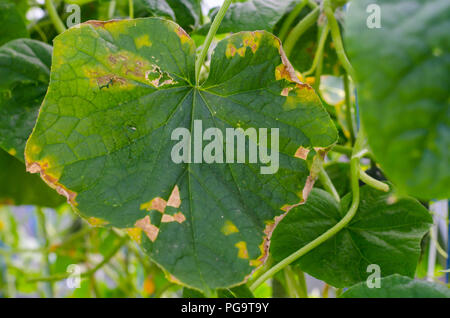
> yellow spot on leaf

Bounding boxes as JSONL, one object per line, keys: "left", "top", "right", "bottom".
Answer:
{"left": 126, "top": 227, "right": 142, "bottom": 243}
{"left": 235, "top": 241, "right": 249, "bottom": 259}
{"left": 0, "top": 220, "right": 4, "bottom": 231}
{"left": 275, "top": 64, "right": 291, "bottom": 81}
{"left": 140, "top": 197, "right": 166, "bottom": 213}
{"left": 87, "top": 217, "right": 109, "bottom": 226}
{"left": 8, "top": 148, "right": 16, "bottom": 156}
{"left": 221, "top": 220, "right": 239, "bottom": 235}
{"left": 176, "top": 27, "right": 191, "bottom": 44}
{"left": 134, "top": 34, "right": 152, "bottom": 49}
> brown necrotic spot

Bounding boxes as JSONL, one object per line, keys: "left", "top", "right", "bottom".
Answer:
{"left": 26, "top": 161, "right": 78, "bottom": 206}
{"left": 135, "top": 215, "right": 159, "bottom": 242}
{"left": 145, "top": 65, "right": 177, "bottom": 88}
{"left": 167, "top": 185, "right": 181, "bottom": 208}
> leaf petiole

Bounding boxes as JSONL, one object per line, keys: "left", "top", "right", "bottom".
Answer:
{"left": 303, "top": 22, "right": 329, "bottom": 77}
{"left": 323, "top": 0, "right": 356, "bottom": 80}
{"left": 44, "top": 0, "right": 66, "bottom": 34}
{"left": 359, "top": 168, "right": 389, "bottom": 192}
{"left": 195, "top": 0, "right": 233, "bottom": 85}
{"left": 283, "top": 6, "right": 320, "bottom": 58}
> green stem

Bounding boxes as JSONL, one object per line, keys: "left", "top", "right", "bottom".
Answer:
{"left": 27, "top": 235, "right": 127, "bottom": 283}
{"left": 296, "top": 269, "right": 308, "bottom": 298}
{"left": 359, "top": 169, "right": 389, "bottom": 192}
{"left": 283, "top": 6, "right": 320, "bottom": 58}
{"left": 128, "top": 0, "right": 134, "bottom": 19}
{"left": 108, "top": 0, "right": 116, "bottom": 19}
{"left": 36, "top": 207, "right": 54, "bottom": 297}
{"left": 195, "top": 0, "right": 233, "bottom": 85}
{"left": 318, "top": 165, "right": 340, "bottom": 202}
{"left": 331, "top": 144, "right": 352, "bottom": 156}
{"left": 324, "top": 0, "right": 356, "bottom": 80}
{"left": 284, "top": 266, "right": 308, "bottom": 298}
{"left": 278, "top": 0, "right": 309, "bottom": 42}
{"left": 303, "top": 23, "right": 329, "bottom": 77}
{"left": 250, "top": 132, "right": 366, "bottom": 292}
{"left": 343, "top": 73, "right": 355, "bottom": 144}
{"left": 45, "top": 0, "right": 66, "bottom": 34}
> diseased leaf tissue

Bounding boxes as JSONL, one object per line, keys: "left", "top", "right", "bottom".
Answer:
{"left": 24, "top": 18, "right": 336, "bottom": 291}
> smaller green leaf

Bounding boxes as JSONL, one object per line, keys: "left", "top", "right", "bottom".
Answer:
{"left": 270, "top": 187, "right": 432, "bottom": 288}
{"left": 200, "top": 0, "right": 296, "bottom": 34}
{"left": 0, "top": 2, "right": 28, "bottom": 46}
{"left": 135, "top": 0, "right": 201, "bottom": 32}
{"left": 0, "top": 149, "right": 64, "bottom": 207}
{"left": 135, "top": 0, "right": 176, "bottom": 20}
{"left": 341, "top": 274, "right": 450, "bottom": 298}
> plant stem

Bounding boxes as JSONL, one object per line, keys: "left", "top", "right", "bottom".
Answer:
{"left": 36, "top": 207, "right": 54, "bottom": 297}
{"left": 128, "top": 0, "right": 134, "bottom": 18}
{"left": 45, "top": 0, "right": 66, "bottom": 34}
{"left": 359, "top": 169, "right": 389, "bottom": 192}
{"left": 108, "top": 0, "right": 116, "bottom": 19}
{"left": 195, "top": 0, "right": 232, "bottom": 85}
{"left": 283, "top": 6, "right": 320, "bottom": 58}
{"left": 323, "top": 0, "right": 356, "bottom": 80}
{"left": 250, "top": 132, "right": 366, "bottom": 292}
{"left": 296, "top": 269, "right": 308, "bottom": 297}
{"left": 303, "top": 23, "right": 329, "bottom": 77}
{"left": 27, "top": 235, "right": 127, "bottom": 283}
{"left": 343, "top": 73, "right": 356, "bottom": 144}
{"left": 318, "top": 165, "right": 340, "bottom": 202}
{"left": 331, "top": 144, "right": 353, "bottom": 156}
{"left": 278, "top": 0, "right": 309, "bottom": 42}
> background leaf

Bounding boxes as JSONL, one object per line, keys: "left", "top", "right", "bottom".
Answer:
{"left": 270, "top": 187, "right": 432, "bottom": 287}
{"left": 0, "top": 1, "right": 29, "bottom": 46}
{"left": 341, "top": 274, "right": 450, "bottom": 298}
{"left": 345, "top": 0, "right": 450, "bottom": 199}
{"left": 0, "top": 39, "right": 52, "bottom": 162}
{"left": 0, "top": 149, "right": 64, "bottom": 207}
{"left": 200, "top": 0, "right": 296, "bottom": 34}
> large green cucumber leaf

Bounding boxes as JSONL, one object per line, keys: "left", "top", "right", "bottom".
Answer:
{"left": 341, "top": 274, "right": 450, "bottom": 298}
{"left": 0, "top": 1, "right": 29, "bottom": 46}
{"left": 0, "top": 39, "right": 52, "bottom": 162}
{"left": 270, "top": 187, "right": 432, "bottom": 288}
{"left": 24, "top": 18, "right": 337, "bottom": 291}
{"left": 0, "top": 149, "right": 64, "bottom": 207}
{"left": 345, "top": 0, "right": 450, "bottom": 199}
{"left": 200, "top": 0, "right": 296, "bottom": 34}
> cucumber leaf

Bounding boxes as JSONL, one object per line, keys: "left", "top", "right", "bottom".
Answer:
{"left": 345, "top": 0, "right": 450, "bottom": 199}
{"left": 0, "top": 149, "right": 64, "bottom": 207}
{"left": 270, "top": 187, "right": 432, "bottom": 287}
{"left": 25, "top": 18, "right": 337, "bottom": 291}
{"left": 0, "top": 39, "right": 52, "bottom": 162}
{"left": 341, "top": 274, "right": 450, "bottom": 298}
{"left": 0, "top": 2, "right": 28, "bottom": 46}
